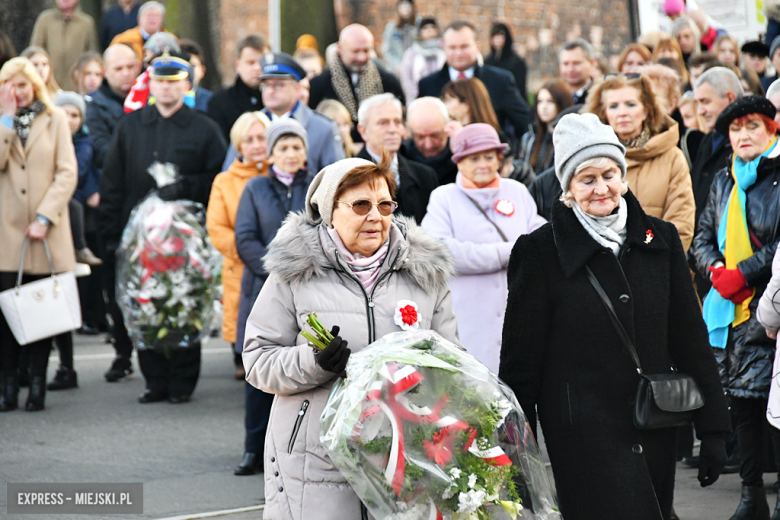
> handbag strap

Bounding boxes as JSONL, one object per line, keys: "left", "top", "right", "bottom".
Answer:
{"left": 16, "top": 237, "right": 56, "bottom": 287}
{"left": 584, "top": 265, "right": 644, "bottom": 374}
{"left": 463, "top": 194, "right": 509, "bottom": 242}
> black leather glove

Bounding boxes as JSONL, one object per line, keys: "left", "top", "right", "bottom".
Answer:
{"left": 157, "top": 178, "right": 187, "bottom": 201}
{"left": 698, "top": 434, "right": 727, "bottom": 487}
{"left": 314, "top": 326, "right": 350, "bottom": 377}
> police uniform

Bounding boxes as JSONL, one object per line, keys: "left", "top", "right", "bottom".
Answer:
{"left": 259, "top": 52, "right": 345, "bottom": 172}
{"left": 99, "top": 53, "right": 228, "bottom": 403}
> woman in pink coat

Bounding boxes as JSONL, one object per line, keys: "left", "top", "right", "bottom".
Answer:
{"left": 422, "top": 124, "right": 546, "bottom": 372}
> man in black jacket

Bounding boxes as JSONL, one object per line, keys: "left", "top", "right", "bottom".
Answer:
{"left": 356, "top": 94, "right": 438, "bottom": 224}
{"left": 401, "top": 96, "right": 459, "bottom": 186}
{"left": 99, "top": 53, "right": 227, "bottom": 399}
{"left": 86, "top": 44, "right": 141, "bottom": 168}
{"left": 417, "top": 21, "right": 531, "bottom": 141}
{"left": 692, "top": 68, "right": 744, "bottom": 224}
{"left": 559, "top": 39, "right": 596, "bottom": 105}
{"left": 207, "top": 34, "right": 270, "bottom": 141}
{"left": 308, "top": 24, "right": 405, "bottom": 143}
{"left": 689, "top": 68, "right": 743, "bottom": 302}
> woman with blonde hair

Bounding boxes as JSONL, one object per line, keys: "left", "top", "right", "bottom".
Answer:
{"left": 316, "top": 99, "right": 358, "bottom": 157}
{"left": 70, "top": 52, "right": 103, "bottom": 96}
{"left": 0, "top": 57, "right": 77, "bottom": 412}
{"left": 653, "top": 38, "right": 690, "bottom": 83}
{"left": 206, "top": 111, "right": 271, "bottom": 382}
{"left": 20, "top": 47, "right": 60, "bottom": 97}
{"left": 714, "top": 34, "right": 741, "bottom": 68}
{"left": 672, "top": 16, "right": 701, "bottom": 64}
{"left": 584, "top": 73, "right": 696, "bottom": 250}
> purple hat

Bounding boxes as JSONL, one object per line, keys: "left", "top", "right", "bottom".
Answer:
{"left": 450, "top": 123, "right": 509, "bottom": 163}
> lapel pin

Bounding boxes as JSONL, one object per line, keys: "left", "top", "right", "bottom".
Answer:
{"left": 645, "top": 229, "right": 654, "bottom": 244}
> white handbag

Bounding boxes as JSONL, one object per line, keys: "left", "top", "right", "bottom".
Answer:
{"left": 0, "top": 238, "right": 82, "bottom": 345}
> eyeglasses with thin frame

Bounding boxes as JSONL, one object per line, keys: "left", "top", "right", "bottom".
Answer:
{"left": 336, "top": 199, "right": 398, "bottom": 216}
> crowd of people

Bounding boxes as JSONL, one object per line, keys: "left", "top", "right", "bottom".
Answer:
{"left": 6, "top": 0, "right": 780, "bottom": 518}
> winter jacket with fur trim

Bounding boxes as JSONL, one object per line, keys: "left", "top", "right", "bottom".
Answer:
{"left": 243, "top": 212, "right": 459, "bottom": 520}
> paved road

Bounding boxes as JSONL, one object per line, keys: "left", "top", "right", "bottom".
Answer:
{"left": 0, "top": 332, "right": 757, "bottom": 519}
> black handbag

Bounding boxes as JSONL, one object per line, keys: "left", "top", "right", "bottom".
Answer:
{"left": 585, "top": 266, "right": 705, "bottom": 430}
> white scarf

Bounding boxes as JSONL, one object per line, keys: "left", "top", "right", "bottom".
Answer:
{"left": 571, "top": 197, "right": 628, "bottom": 256}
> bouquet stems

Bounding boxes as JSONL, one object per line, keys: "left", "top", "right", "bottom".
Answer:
{"left": 301, "top": 313, "right": 334, "bottom": 350}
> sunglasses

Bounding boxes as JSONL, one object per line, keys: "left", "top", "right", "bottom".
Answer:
{"left": 336, "top": 199, "right": 398, "bottom": 216}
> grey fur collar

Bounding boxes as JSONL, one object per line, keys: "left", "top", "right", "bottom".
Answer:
{"left": 263, "top": 211, "right": 455, "bottom": 292}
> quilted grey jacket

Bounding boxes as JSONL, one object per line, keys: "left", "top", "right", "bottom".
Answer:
{"left": 243, "top": 211, "right": 459, "bottom": 520}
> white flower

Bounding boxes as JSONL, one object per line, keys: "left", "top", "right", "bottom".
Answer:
{"left": 467, "top": 473, "right": 477, "bottom": 489}
{"left": 456, "top": 489, "right": 487, "bottom": 514}
{"left": 442, "top": 487, "right": 455, "bottom": 499}
{"left": 169, "top": 270, "right": 185, "bottom": 285}
{"left": 495, "top": 397, "right": 513, "bottom": 429}
{"left": 449, "top": 467, "right": 462, "bottom": 479}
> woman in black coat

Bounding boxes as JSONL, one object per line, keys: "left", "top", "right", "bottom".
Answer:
{"left": 690, "top": 96, "right": 780, "bottom": 519}
{"left": 485, "top": 23, "right": 527, "bottom": 101}
{"left": 500, "top": 113, "right": 730, "bottom": 520}
{"left": 232, "top": 119, "right": 314, "bottom": 476}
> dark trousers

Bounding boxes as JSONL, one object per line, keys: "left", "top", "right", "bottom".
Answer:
{"left": 731, "top": 396, "right": 780, "bottom": 486}
{"left": 53, "top": 332, "right": 74, "bottom": 369}
{"left": 0, "top": 272, "right": 51, "bottom": 378}
{"left": 138, "top": 344, "right": 201, "bottom": 397}
{"left": 79, "top": 208, "right": 107, "bottom": 329}
{"left": 245, "top": 382, "right": 274, "bottom": 453}
{"left": 101, "top": 244, "right": 132, "bottom": 359}
{"left": 70, "top": 199, "right": 87, "bottom": 250}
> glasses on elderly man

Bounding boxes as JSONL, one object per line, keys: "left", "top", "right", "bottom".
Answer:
{"left": 336, "top": 199, "right": 398, "bottom": 216}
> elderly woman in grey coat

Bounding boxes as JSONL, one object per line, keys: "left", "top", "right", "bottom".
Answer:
{"left": 243, "top": 155, "right": 459, "bottom": 520}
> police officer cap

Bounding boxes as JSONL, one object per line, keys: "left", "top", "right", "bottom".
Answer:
{"left": 741, "top": 41, "right": 770, "bottom": 58}
{"left": 715, "top": 95, "right": 777, "bottom": 136}
{"left": 149, "top": 52, "right": 191, "bottom": 81}
{"left": 260, "top": 52, "right": 305, "bottom": 82}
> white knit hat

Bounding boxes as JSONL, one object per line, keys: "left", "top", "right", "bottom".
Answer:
{"left": 305, "top": 158, "right": 375, "bottom": 227}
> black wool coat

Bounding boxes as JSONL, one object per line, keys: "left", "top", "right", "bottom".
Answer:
{"left": 307, "top": 62, "right": 406, "bottom": 144}
{"left": 357, "top": 148, "right": 438, "bottom": 224}
{"left": 206, "top": 75, "right": 264, "bottom": 141}
{"left": 99, "top": 104, "right": 228, "bottom": 244}
{"left": 417, "top": 64, "right": 532, "bottom": 141}
{"left": 499, "top": 192, "right": 730, "bottom": 520}
{"left": 691, "top": 151, "right": 780, "bottom": 399}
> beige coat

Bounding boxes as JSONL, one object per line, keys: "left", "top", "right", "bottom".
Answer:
{"left": 243, "top": 213, "right": 459, "bottom": 520}
{"left": 30, "top": 8, "right": 99, "bottom": 91}
{"left": 0, "top": 108, "right": 77, "bottom": 274}
{"left": 206, "top": 159, "right": 266, "bottom": 343}
{"left": 624, "top": 119, "right": 696, "bottom": 251}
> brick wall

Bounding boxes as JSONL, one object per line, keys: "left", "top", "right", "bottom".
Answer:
{"left": 218, "top": 0, "right": 270, "bottom": 84}
{"left": 336, "top": 0, "right": 632, "bottom": 91}
{"left": 216, "top": 0, "right": 632, "bottom": 92}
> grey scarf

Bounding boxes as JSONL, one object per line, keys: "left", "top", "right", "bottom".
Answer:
{"left": 571, "top": 197, "right": 628, "bottom": 256}
{"left": 14, "top": 100, "right": 46, "bottom": 145}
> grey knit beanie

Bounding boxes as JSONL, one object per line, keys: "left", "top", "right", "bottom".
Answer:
{"left": 54, "top": 91, "right": 86, "bottom": 118}
{"left": 553, "top": 113, "right": 627, "bottom": 193}
{"left": 306, "top": 158, "right": 375, "bottom": 227}
{"left": 267, "top": 118, "right": 309, "bottom": 155}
